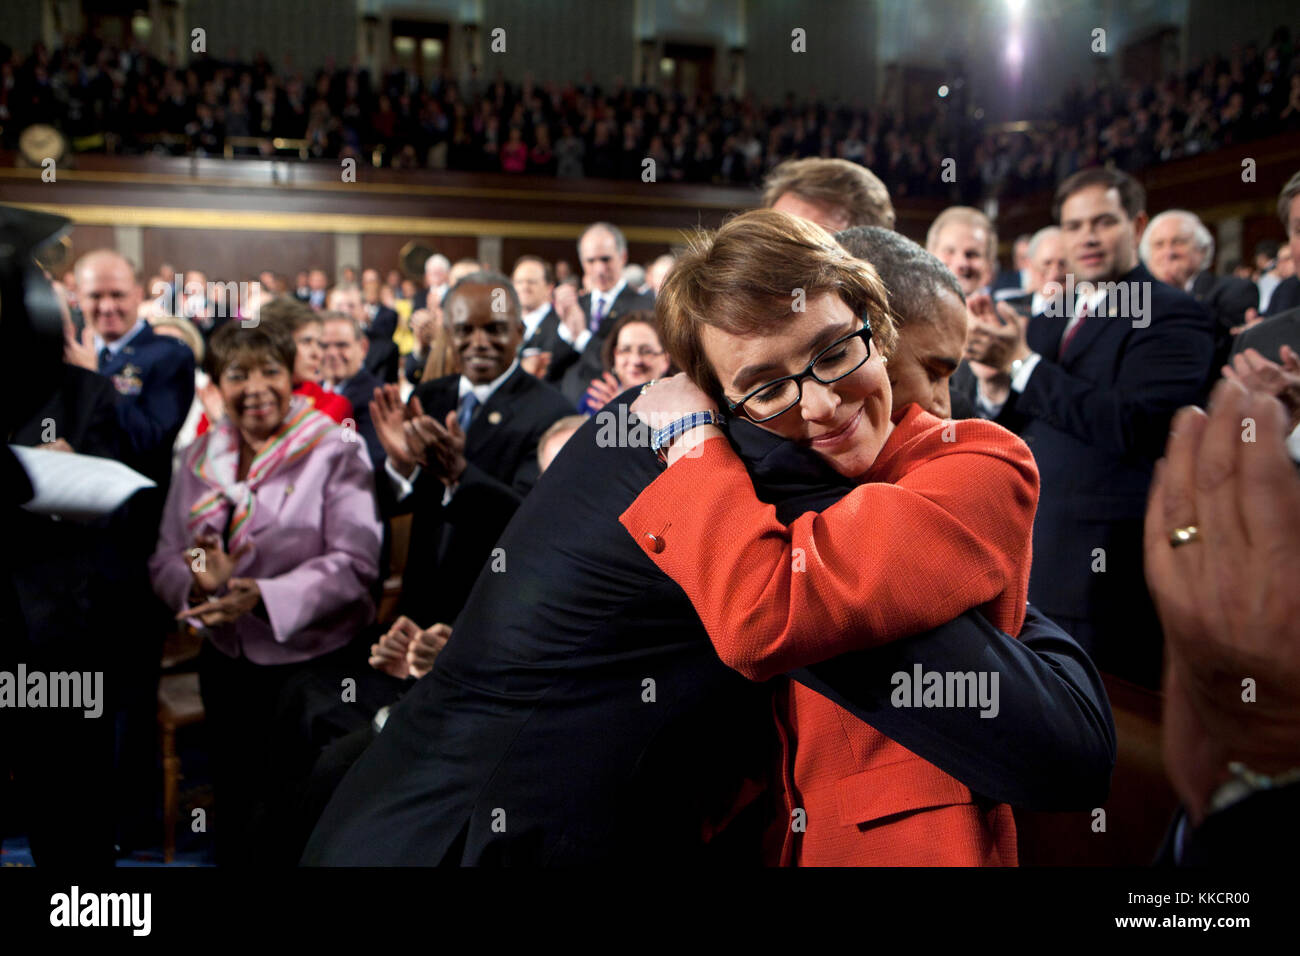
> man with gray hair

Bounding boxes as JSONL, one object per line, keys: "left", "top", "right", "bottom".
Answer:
{"left": 548, "top": 222, "right": 654, "bottom": 405}
{"left": 414, "top": 253, "right": 452, "bottom": 312}
{"left": 1142, "top": 209, "right": 1257, "bottom": 365}
{"left": 1024, "top": 226, "right": 1069, "bottom": 317}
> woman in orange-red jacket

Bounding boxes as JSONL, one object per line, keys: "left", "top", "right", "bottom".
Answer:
{"left": 620, "top": 210, "right": 1038, "bottom": 866}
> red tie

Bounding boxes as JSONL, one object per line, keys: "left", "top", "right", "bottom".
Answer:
{"left": 1059, "top": 300, "right": 1091, "bottom": 358}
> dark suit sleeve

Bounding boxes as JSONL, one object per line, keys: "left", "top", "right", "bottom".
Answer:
{"left": 78, "top": 373, "right": 126, "bottom": 460}
{"left": 373, "top": 309, "right": 398, "bottom": 342}
{"left": 1005, "top": 300, "right": 1214, "bottom": 459}
{"left": 791, "top": 604, "right": 1116, "bottom": 810}
{"left": 1265, "top": 276, "right": 1300, "bottom": 317}
{"left": 115, "top": 347, "right": 195, "bottom": 460}
{"left": 545, "top": 336, "right": 581, "bottom": 383}
{"left": 1208, "top": 276, "right": 1258, "bottom": 330}
{"left": 441, "top": 460, "right": 525, "bottom": 549}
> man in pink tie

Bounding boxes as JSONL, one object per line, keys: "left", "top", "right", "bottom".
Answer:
{"left": 958, "top": 168, "right": 1216, "bottom": 687}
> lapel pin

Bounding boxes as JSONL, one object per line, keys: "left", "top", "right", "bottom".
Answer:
{"left": 488, "top": 411, "right": 503, "bottom": 425}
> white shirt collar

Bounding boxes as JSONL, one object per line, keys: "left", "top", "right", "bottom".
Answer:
{"left": 95, "top": 318, "right": 147, "bottom": 357}
{"left": 591, "top": 279, "right": 627, "bottom": 311}
{"left": 521, "top": 304, "right": 551, "bottom": 338}
{"left": 458, "top": 358, "right": 520, "bottom": 406}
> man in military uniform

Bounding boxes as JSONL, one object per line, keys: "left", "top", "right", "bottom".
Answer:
{"left": 64, "top": 249, "right": 195, "bottom": 489}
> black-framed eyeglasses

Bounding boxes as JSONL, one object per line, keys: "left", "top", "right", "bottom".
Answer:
{"left": 726, "top": 317, "right": 874, "bottom": 423}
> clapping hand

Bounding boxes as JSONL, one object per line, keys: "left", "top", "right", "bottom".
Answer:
{"left": 964, "top": 293, "right": 1031, "bottom": 373}
{"left": 188, "top": 532, "right": 253, "bottom": 596}
{"left": 369, "top": 617, "right": 452, "bottom": 679}
{"left": 555, "top": 284, "right": 586, "bottom": 340}
{"left": 521, "top": 351, "right": 552, "bottom": 378}
{"left": 1145, "top": 381, "right": 1300, "bottom": 824}
{"left": 63, "top": 312, "right": 98, "bottom": 372}
{"left": 584, "top": 371, "right": 622, "bottom": 411}
{"left": 1221, "top": 346, "right": 1300, "bottom": 434}
{"left": 177, "top": 577, "right": 261, "bottom": 626}
{"left": 403, "top": 395, "right": 468, "bottom": 486}
{"left": 371, "top": 384, "right": 416, "bottom": 475}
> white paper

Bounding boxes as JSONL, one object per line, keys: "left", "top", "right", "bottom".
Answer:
{"left": 10, "top": 445, "right": 157, "bottom": 520}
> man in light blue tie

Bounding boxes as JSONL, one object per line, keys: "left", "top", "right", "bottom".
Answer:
{"left": 549, "top": 222, "right": 655, "bottom": 406}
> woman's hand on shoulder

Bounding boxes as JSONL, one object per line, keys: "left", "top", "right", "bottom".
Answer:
{"left": 629, "top": 373, "right": 725, "bottom": 467}
{"left": 628, "top": 373, "right": 718, "bottom": 428}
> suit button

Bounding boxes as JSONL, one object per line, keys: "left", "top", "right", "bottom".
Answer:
{"left": 645, "top": 533, "right": 665, "bottom": 554}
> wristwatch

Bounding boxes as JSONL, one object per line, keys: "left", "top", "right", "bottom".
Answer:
{"left": 650, "top": 410, "right": 724, "bottom": 464}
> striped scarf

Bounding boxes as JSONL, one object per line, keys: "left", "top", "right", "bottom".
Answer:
{"left": 185, "top": 394, "right": 336, "bottom": 553}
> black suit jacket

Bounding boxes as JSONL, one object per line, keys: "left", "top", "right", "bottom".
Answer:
{"left": 396, "top": 365, "right": 573, "bottom": 627}
{"left": 1190, "top": 270, "right": 1258, "bottom": 368}
{"left": 982, "top": 263, "right": 1215, "bottom": 685}
{"left": 1264, "top": 275, "right": 1300, "bottom": 317}
{"left": 549, "top": 286, "right": 655, "bottom": 405}
{"left": 337, "top": 369, "right": 386, "bottom": 472}
{"left": 1190, "top": 270, "right": 1258, "bottom": 331}
{"left": 303, "top": 393, "right": 1116, "bottom": 866}
{"left": 521, "top": 305, "right": 565, "bottom": 356}
{"left": 991, "top": 269, "right": 1026, "bottom": 295}
{"left": 364, "top": 338, "right": 400, "bottom": 385}
{"left": 1228, "top": 305, "right": 1300, "bottom": 363}
{"left": 364, "top": 304, "right": 398, "bottom": 343}
{"left": 11, "top": 365, "right": 122, "bottom": 459}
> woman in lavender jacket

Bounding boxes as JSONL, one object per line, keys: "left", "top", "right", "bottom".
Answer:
{"left": 149, "top": 318, "right": 382, "bottom": 865}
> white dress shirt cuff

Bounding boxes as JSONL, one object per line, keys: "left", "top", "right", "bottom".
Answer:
{"left": 1288, "top": 422, "right": 1300, "bottom": 465}
{"left": 1011, "top": 353, "right": 1043, "bottom": 392}
{"left": 385, "top": 459, "right": 420, "bottom": 500}
{"left": 555, "top": 322, "right": 591, "bottom": 352}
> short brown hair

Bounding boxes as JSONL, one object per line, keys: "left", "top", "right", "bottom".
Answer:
{"left": 1053, "top": 167, "right": 1146, "bottom": 223}
{"left": 512, "top": 254, "right": 555, "bottom": 285}
{"left": 1278, "top": 169, "right": 1300, "bottom": 235}
{"left": 925, "top": 206, "right": 998, "bottom": 266}
{"left": 206, "top": 318, "right": 296, "bottom": 381}
{"left": 257, "top": 294, "right": 320, "bottom": 333}
{"left": 657, "top": 209, "right": 897, "bottom": 409}
{"left": 761, "top": 157, "right": 896, "bottom": 230}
